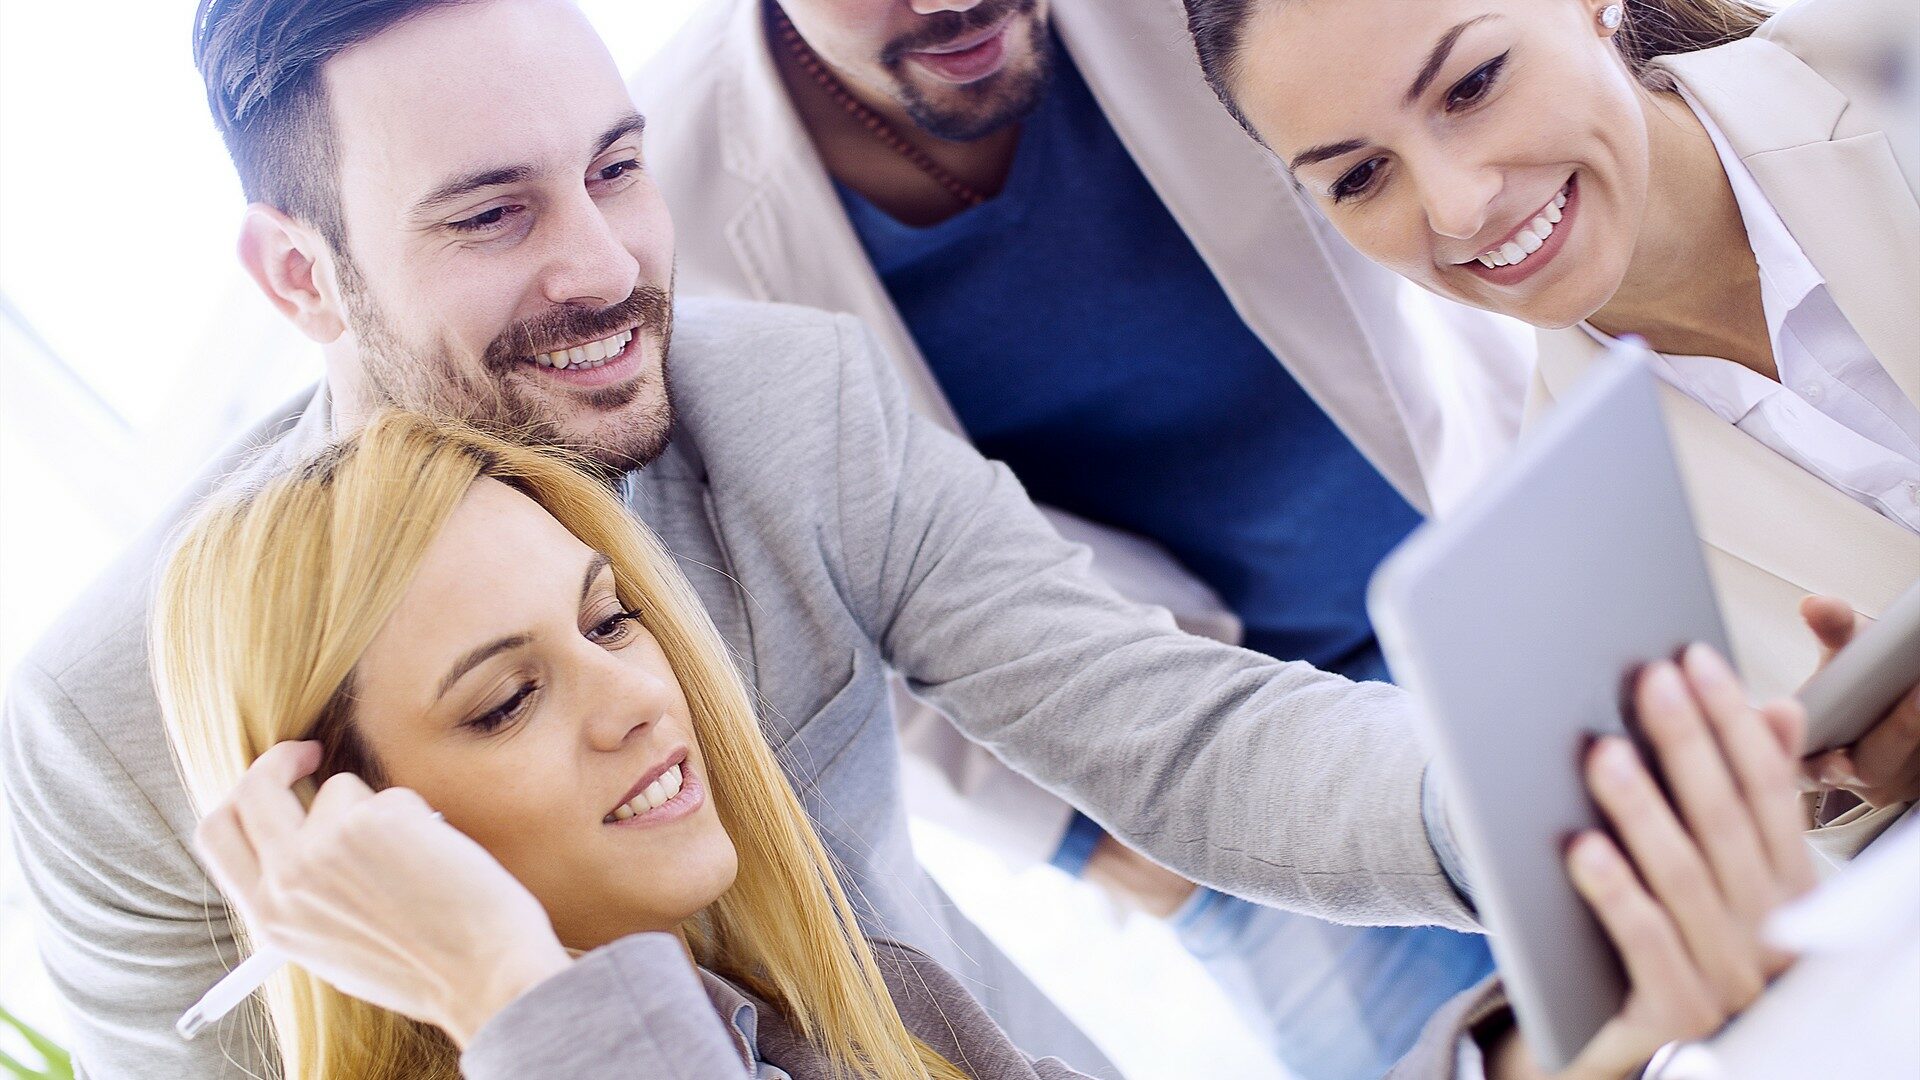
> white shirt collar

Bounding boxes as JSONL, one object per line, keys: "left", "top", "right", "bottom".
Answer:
{"left": 1578, "top": 90, "right": 1830, "bottom": 422}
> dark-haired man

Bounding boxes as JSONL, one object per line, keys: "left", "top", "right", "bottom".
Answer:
{"left": 7, "top": 1, "right": 1483, "bottom": 1076}
{"left": 633, "top": 1, "right": 1531, "bottom": 1076}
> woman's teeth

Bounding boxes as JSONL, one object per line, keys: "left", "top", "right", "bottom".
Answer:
{"left": 531, "top": 329, "right": 633, "bottom": 370}
{"left": 606, "top": 763, "right": 684, "bottom": 822}
{"left": 1476, "top": 188, "right": 1570, "bottom": 269}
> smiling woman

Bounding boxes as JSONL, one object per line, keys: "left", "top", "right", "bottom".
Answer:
{"left": 1182, "top": 0, "right": 1772, "bottom": 329}
{"left": 151, "top": 411, "right": 980, "bottom": 1080}
{"left": 1177, "top": 0, "right": 1920, "bottom": 853}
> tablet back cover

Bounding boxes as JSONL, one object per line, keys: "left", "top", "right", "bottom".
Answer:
{"left": 1369, "top": 353, "right": 1729, "bottom": 1069}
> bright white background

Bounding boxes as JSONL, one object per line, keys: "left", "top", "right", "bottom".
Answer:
{"left": 0, "top": 2, "right": 1286, "bottom": 1076}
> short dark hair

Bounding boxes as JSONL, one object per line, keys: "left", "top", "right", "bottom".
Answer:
{"left": 192, "top": 0, "right": 462, "bottom": 253}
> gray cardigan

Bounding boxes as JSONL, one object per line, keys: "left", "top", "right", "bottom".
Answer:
{"left": 2, "top": 298, "right": 1473, "bottom": 1078}
{"left": 461, "top": 936, "right": 1093, "bottom": 1080}
{"left": 462, "top": 936, "right": 1509, "bottom": 1079}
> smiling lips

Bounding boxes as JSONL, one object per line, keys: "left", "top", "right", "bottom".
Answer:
{"left": 603, "top": 749, "right": 692, "bottom": 825}
{"left": 529, "top": 327, "right": 633, "bottom": 371}
{"left": 907, "top": 19, "right": 1012, "bottom": 83}
{"left": 1472, "top": 186, "right": 1570, "bottom": 270}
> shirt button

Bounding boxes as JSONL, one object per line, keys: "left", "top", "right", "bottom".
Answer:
{"left": 1800, "top": 382, "right": 1825, "bottom": 402}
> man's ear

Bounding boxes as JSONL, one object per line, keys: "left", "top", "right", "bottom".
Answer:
{"left": 236, "top": 204, "right": 349, "bottom": 344}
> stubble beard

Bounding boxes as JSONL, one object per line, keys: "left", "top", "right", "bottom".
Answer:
{"left": 340, "top": 257, "right": 677, "bottom": 475}
{"left": 881, "top": 0, "right": 1053, "bottom": 143}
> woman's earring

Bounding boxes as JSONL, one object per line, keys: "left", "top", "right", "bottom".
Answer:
{"left": 1598, "top": 4, "right": 1624, "bottom": 30}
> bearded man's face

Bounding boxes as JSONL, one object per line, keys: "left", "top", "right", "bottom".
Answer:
{"left": 322, "top": 0, "right": 678, "bottom": 470}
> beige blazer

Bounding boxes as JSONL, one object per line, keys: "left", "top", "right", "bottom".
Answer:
{"left": 629, "top": 0, "right": 1532, "bottom": 865}
{"left": 1528, "top": 0, "right": 1920, "bottom": 857}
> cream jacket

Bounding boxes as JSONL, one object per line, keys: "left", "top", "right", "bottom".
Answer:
{"left": 1527, "top": 0, "right": 1920, "bottom": 860}
{"left": 630, "top": 0, "right": 1531, "bottom": 865}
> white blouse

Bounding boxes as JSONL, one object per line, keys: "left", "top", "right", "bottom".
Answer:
{"left": 1581, "top": 91, "right": 1920, "bottom": 534}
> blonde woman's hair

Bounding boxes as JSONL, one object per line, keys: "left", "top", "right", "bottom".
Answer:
{"left": 152, "top": 411, "right": 969, "bottom": 1080}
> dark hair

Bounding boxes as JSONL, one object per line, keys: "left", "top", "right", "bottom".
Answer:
{"left": 1182, "top": 0, "right": 1774, "bottom": 135}
{"left": 192, "top": 0, "right": 462, "bottom": 253}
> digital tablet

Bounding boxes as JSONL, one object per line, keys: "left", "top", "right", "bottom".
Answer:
{"left": 1801, "top": 577, "right": 1920, "bottom": 754}
{"left": 1368, "top": 345, "right": 1729, "bottom": 1071}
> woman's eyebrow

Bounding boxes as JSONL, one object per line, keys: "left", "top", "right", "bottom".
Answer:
{"left": 1287, "top": 14, "right": 1501, "bottom": 174}
{"left": 1289, "top": 138, "right": 1369, "bottom": 172}
{"left": 437, "top": 634, "right": 533, "bottom": 701}
{"left": 433, "top": 553, "right": 612, "bottom": 703}
{"left": 580, "top": 551, "right": 612, "bottom": 607}
{"left": 1404, "top": 14, "right": 1498, "bottom": 104}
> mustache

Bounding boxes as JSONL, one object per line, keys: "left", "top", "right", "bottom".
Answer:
{"left": 483, "top": 286, "right": 671, "bottom": 370}
{"left": 881, "top": 0, "right": 1036, "bottom": 66}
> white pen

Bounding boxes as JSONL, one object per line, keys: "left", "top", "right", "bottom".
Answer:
{"left": 176, "top": 945, "right": 285, "bottom": 1040}
{"left": 176, "top": 810, "right": 443, "bottom": 1040}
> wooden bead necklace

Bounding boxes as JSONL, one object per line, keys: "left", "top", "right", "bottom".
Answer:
{"left": 771, "top": 3, "right": 990, "bottom": 209}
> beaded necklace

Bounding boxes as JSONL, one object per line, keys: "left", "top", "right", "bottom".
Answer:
{"left": 771, "top": 4, "right": 990, "bottom": 209}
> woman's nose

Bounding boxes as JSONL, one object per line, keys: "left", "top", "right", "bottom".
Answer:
{"left": 582, "top": 655, "right": 674, "bottom": 753}
{"left": 1418, "top": 163, "right": 1501, "bottom": 242}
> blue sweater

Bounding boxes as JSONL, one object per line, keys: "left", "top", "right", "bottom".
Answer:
{"left": 838, "top": 43, "right": 1419, "bottom": 679}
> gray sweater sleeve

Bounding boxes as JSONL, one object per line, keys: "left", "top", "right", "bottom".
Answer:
{"left": 819, "top": 314, "right": 1475, "bottom": 931}
{"left": 3, "top": 655, "right": 262, "bottom": 1080}
{"left": 1386, "top": 975, "right": 1508, "bottom": 1080}
{"left": 460, "top": 934, "right": 749, "bottom": 1080}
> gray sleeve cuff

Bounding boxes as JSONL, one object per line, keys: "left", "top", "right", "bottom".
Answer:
{"left": 1387, "top": 974, "right": 1510, "bottom": 1079}
{"left": 460, "top": 934, "right": 747, "bottom": 1080}
{"left": 1422, "top": 763, "right": 1479, "bottom": 912}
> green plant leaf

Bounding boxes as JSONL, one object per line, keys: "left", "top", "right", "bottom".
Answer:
{"left": 0, "top": 1001, "right": 72, "bottom": 1080}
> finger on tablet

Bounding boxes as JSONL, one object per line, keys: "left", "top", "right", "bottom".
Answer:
{"left": 1567, "top": 831, "right": 1715, "bottom": 1035}
{"left": 1586, "top": 736, "right": 1759, "bottom": 1008}
{"left": 1634, "top": 660, "right": 1768, "bottom": 920}
{"left": 1678, "top": 645, "right": 1793, "bottom": 914}
{"left": 1750, "top": 701, "right": 1819, "bottom": 897}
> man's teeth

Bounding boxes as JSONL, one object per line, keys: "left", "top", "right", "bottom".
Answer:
{"left": 531, "top": 329, "right": 633, "bottom": 370}
{"left": 606, "top": 763, "right": 684, "bottom": 822}
{"left": 1476, "top": 189, "right": 1570, "bottom": 269}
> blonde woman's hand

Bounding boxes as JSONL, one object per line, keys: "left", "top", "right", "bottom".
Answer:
{"left": 1797, "top": 595, "right": 1920, "bottom": 809}
{"left": 194, "top": 741, "right": 572, "bottom": 1047}
{"left": 1487, "top": 646, "right": 1817, "bottom": 1080}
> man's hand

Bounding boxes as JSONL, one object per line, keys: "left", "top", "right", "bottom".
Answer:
{"left": 1487, "top": 646, "right": 1815, "bottom": 1080}
{"left": 194, "top": 742, "right": 572, "bottom": 1047}
{"left": 1798, "top": 595, "right": 1920, "bottom": 809}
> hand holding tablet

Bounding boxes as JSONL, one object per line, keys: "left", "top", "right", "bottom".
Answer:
{"left": 1370, "top": 347, "right": 1818, "bottom": 1074}
{"left": 1797, "top": 582, "right": 1920, "bottom": 808}
{"left": 1484, "top": 650, "right": 1814, "bottom": 1080}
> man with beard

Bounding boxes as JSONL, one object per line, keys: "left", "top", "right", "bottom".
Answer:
{"left": 633, "top": 2, "right": 1530, "bottom": 1076}
{"left": 0, "top": 0, "right": 1495, "bottom": 1076}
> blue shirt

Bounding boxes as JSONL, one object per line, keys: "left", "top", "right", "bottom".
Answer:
{"left": 837, "top": 44, "right": 1418, "bottom": 679}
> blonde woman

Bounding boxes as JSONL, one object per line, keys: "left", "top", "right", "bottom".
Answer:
{"left": 1180, "top": 0, "right": 1920, "bottom": 859}
{"left": 154, "top": 412, "right": 992, "bottom": 1080}
{"left": 153, "top": 411, "right": 1811, "bottom": 1080}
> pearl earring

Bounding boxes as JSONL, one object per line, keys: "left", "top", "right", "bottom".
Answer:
{"left": 1599, "top": 4, "right": 1624, "bottom": 30}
